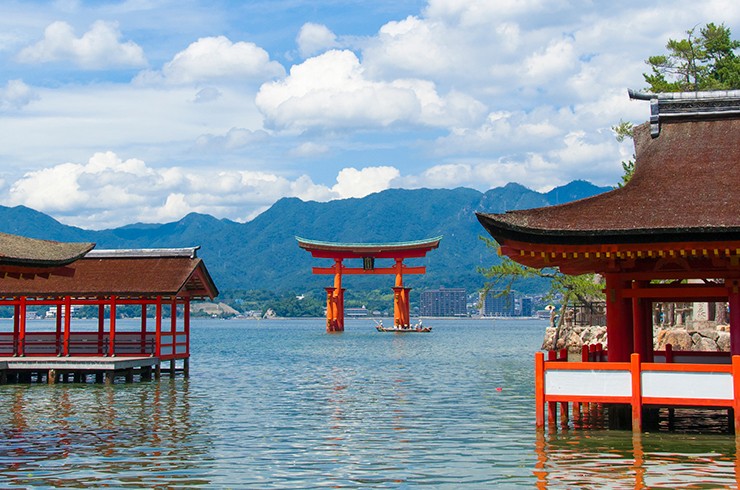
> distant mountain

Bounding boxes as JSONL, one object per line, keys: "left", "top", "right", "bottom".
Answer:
{"left": 0, "top": 180, "right": 612, "bottom": 294}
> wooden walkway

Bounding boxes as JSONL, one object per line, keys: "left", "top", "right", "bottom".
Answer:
{"left": 0, "top": 356, "right": 186, "bottom": 385}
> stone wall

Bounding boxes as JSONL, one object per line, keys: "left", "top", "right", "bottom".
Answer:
{"left": 542, "top": 323, "right": 730, "bottom": 353}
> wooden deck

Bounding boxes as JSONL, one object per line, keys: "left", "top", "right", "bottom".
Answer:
{"left": 0, "top": 355, "right": 186, "bottom": 385}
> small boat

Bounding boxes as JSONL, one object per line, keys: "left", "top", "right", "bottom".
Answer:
{"left": 376, "top": 326, "right": 432, "bottom": 333}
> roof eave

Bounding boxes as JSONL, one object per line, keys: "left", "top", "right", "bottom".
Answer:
{"left": 476, "top": 213, "right": 740, "bottom": 246}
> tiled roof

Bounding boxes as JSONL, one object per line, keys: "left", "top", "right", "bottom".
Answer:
{"left": 477, "top": 94, "right": 740, "bottom": 246}
{"left": 0, "top": 254, "right": 218, "bottom": 299}
{"left": 0, "top": 232, "right": 94, "bottom": 267}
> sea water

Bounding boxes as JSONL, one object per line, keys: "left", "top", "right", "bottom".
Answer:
{"left": 0, "top": 318, "right": 737, "bottom": 488}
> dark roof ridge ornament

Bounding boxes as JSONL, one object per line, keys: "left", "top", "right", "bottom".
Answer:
{"left": 628, "top": 88, "right": 740, "bottom": 138}
{"left": 85, "top": 247, "right": 200, "bottom": 259}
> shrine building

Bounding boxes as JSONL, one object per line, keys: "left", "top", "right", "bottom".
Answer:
{"left": 477, "top": 89, "right": 740, "bottom": 432}
{"left": 0, "top": 232, "right": 217, "bottom": 385}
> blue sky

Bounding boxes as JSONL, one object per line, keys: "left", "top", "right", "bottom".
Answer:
{"left": 0, "top": 0, "right": 737, "bottom": 229}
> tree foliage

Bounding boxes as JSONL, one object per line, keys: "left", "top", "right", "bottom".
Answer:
{"left": 611, "top": 119, "right": 635, "bottom": 189}
{"left": 477, "top": 237, "right": 604, "bottom": 328}
{"left": 263, "top": 292, "right": 324, "bottom": 317}
{"left": 644, "top": 23, "right": 740, "bottom": 92}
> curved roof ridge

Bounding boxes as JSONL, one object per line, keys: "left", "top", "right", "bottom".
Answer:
{"left": 296, "top": 236, "right": 442, "bottom": 249}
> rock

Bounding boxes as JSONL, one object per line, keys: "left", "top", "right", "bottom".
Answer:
{"left": 689, "top": 329, "right": 719, "bottom": 341}
{"left": 658, "top": 329, "right": 693, "bottom": 351}
{"left": 565, "top": 330, "right": 583, "bottom": 352}
{"left": 541, "top": 327, "right": 556, "bottom": 350}
{"left": 717, "top": 331, "right": 731, "bottom": 351}
{"left": 693, "top": 337, "right": 718, "bottom": 351}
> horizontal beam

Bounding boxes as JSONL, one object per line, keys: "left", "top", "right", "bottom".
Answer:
{"left": 312, "top": 266, "right": 426, "bottom": 275}
{"left": 621, "top": 286, "right": 727, "bottom": 299}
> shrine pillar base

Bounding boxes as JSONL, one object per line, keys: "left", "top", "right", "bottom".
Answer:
{"left": 392, "top": 287, "right": 412, "bottom": 327}
{"left": 324, "top": 287, "right": 345, "bottom": 332}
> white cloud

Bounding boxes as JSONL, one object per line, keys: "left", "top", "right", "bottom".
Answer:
{"left": 255, "top": 49, "right": 486, "bottom": 131}
{"left": 0, "top": 79, "right": 38, "bottom": 110}
{"left": 193, "top": 87, "right": 222, "bottom": 103}
{"left": 134, "top": 36, "right": 285, "bottom": 85}
{"left": 523, "top": 38, "right": 576, "bottom": 82}
{"left": 16, "top": 20, "right": 146, "bottom": 69}
{"left": 296, "top": 23, "right": 339, "bottom": 58}
{"left": 3, "top": 151, "right": 340, "bottom": 228}
{"left": 362, "top": 16, "right": 455, "bottom": 79}
{"left": 193, "top": 128, "right": 269, "bottom": 151}
{"left": 331, "top": 166, "right": 401, "bottom": 199}
{"left": 288, "top": 142, "right": 331, "bottom": 158}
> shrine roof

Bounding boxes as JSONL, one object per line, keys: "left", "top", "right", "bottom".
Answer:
{"left": 0, "top": 248, "right": 218, "bottom": 299}
{"left": 477, "top": 90, "right": 740, "bottom": 247}
{"left": 0, "top": 232, "right": 94, "bottom": 268}
{"left": 296, "top": 236, "right": 442, "bottom": 254}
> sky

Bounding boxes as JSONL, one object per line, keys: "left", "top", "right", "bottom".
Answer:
{"left": 0, "top": 0, "right": 738, "bottom": 230}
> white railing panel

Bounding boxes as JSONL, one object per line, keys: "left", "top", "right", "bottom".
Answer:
{"left": 545, "top": 370, "right": 631, "bottom": 397}
{"left": 642, "top": 371, "right": 733, "bottom": 400}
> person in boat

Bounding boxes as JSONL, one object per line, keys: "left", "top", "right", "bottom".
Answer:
{"left": 418, "top": 319, "right": 423, "bottom": 329}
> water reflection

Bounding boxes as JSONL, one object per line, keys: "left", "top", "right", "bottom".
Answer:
{"left": 535, "top": 429, "right": 738, "bottom": 489}
{"left": 0, "top": 380, "right": 213, "bottom": 488}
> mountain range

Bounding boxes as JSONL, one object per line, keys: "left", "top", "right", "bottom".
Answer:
{"left": 0, "top": 180, "right": 612, "bottom": 294}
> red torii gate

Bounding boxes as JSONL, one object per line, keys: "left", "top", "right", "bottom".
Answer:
{"left": 297, "top": 237, "right": 442, "bottom": 332}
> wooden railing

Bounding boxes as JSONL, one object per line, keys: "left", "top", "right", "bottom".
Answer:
{"left": 535, "top": 350, "right": 740, "bottom": 432}
{"left": 0, "top": 332, "right": 159, "bottom": 357}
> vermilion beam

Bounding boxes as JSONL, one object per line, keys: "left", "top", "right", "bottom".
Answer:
{"left": 311, "top": 266, "right": 426, "bottom": 275}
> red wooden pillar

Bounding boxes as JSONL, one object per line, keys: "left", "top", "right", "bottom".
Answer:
{"left": 337, "top": 288, "right": 345, "bottom": 332}
{"left": 98, "top": 300, "right": 105, "bottom": 355}
{"left": 184, "top": 298, "right": 190, "bottom": 357}
{"left": 606, "top": 274, "right": 633, "bottom": 362}
{"left": 729, "top": 279, "right": 740, "bottom": 356}
{"left": 18, "top": 296, "right": 26, "bottom": 356}
{"left": 392, "top": 287, "right": 405, "bottom": 327}
{"left": 535, "top": 351, "right": 545, "bottom": 429}
{"left": 324, "top": 287, "right": 336, "bottom": 332}
{"left": 55, "top": 301, "right": 63, "bottom": 356}
{"left": 171, "top": 298, "right": 177, "bottom": 355}
{"left": 733, "top": 355, "right": 740, "bottom": 434}
{"left": 631, "top": 353, "right": 642, "bottom": 432}
{"left": 63, "top": 296, "right": 71, "bottom": 356}
{"left": 632, "top": 281, "right": 649, "bottom": 360}
{"left": 393, "top": 259, "right": 406, "bottom": 327}
{"left": 13, "top": 301, "right": 19, "bottom": 356}
{"left": 333, "top": 259, "right": 344, "bottom": 332}
{"left": 155, "top": 295, "right": 162, "bottom": 357}
{"left": 109, "top": 295, "right": 117, "bottom": 357}
{"left": 547, "top": 350, "right": 557, "bottom": 425}
{"left": 402, "top": 288, "right": 411, "bottom": 326}
{"left": 141, "top": 302, "right": 147, "bottom": 355}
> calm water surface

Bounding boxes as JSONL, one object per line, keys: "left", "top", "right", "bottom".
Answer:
{"left": 0, "top": 318, "right": 738, "bottom": 488}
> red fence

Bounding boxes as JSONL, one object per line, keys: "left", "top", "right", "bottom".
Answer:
{"left": 536, "top": 350, "right": 740, "bottom": 432}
